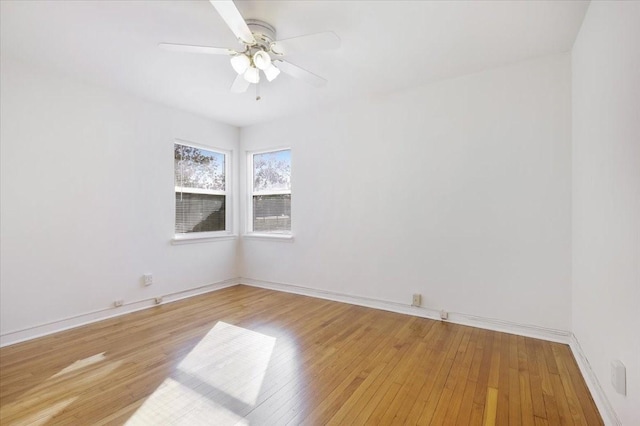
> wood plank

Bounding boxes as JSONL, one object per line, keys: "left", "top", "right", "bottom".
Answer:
{"left": 471, "top": 329, "right": 495, "bottom": 423}
{"left": 496, "top": 332, "right": 511, "bottom": 425}
{"left": 406, "top": 326, "right": 464, "bottom": 424}
{"left": 441, "top": 328, "right": 479, "bottom": 424}
{"left": 455, "top": 329, "right": 487, "bottom": 424}
{"left": 430, "top": 327, "right": 477, "bottom": 424}
{"left": 375, "top": 324, "right": 443, "bottom": 424}
{"left": 508, "top": 334, "right": 522, "bottom": 426}
{"left": 525, "top": 337, "right": 548, "bottom": 419}
{"left": 518, "top": 335, "right": 535, "bottom": 426}
{"left": 484, "top": 387, "right": 499, "bottom": 426}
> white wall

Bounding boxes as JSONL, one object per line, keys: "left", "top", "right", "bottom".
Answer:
{"left": 572, "top": 2, "right": 640, "bottom": 424}
{"left": 0, "top": 58, "right": 240, "bottom": 340}
{"left": 241, "top": 54, "right": 572, "bottom": 331}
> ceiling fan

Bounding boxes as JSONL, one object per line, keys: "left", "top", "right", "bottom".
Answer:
{"left": 159, "top": 0, "right": 340, "bottom": 96}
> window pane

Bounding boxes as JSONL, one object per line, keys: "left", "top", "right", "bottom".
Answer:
{"left": 175, "top": 144, "right": 225, "bottom": 191}
{"left": 175, "top": 193, "right": 225, "bottom": 233}
{"left": 253, "top": 194, "right": 291, "bottom": 233}
{"left": 253, "top": 150, "right": 291, "bottom": 192}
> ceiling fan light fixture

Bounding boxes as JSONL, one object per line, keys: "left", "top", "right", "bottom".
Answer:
{"left": 230, "top": 54, "right": 250, "bottom": 74}
{"left": 264, "top": 63, "right": 281, "bottom": 82}
{"left": 243, "top": 66, "right": 260, "bottom": 84}
{"left": 252, "top": 50, "right": 271, "bottom": 70}
{"left": 161, "top": 1, "right": 341, "bottom": 95}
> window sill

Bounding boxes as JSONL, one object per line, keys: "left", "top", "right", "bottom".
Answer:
{"left": 243, "top": 233, "right": 295, "bottom": 242}
{"left": 171, "top": 233, "right": 238, "bottom": 245}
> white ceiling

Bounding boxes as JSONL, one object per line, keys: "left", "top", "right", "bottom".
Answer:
{"left": 1, "top": 1, "right": 589, "bottom": 127}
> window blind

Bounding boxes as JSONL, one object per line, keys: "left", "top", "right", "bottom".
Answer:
{"left": 176, "top": 193, "right": 225, "bottom": 233}
{"left": 253, "top": 194, "right": 291, "bottom": 232}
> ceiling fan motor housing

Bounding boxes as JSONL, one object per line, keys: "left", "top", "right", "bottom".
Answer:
{"left": 245, "top": 19, "right": 277, "bottom": 50}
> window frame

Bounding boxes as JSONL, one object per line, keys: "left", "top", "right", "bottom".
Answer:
{"left": 172, "top": 139, "right": 235, "bottom": 244}
{"left": 245, "top": 147, "right": 293, "bottom": 240}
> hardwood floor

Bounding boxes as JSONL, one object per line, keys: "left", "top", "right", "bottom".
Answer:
{"left": 0, "top": 285, "right": 602, "bottom": 425}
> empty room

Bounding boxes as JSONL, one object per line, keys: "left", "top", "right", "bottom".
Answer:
{"left": 0, "top": 0, "right": 638, "bottom": 424}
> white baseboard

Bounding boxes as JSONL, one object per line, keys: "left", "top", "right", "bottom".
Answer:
{"left": 240, "top": 278, "right": 572, "bottom": 344}
{"left": 569, "top": 334, "right": 621, "bottom": 426}
{"left": 0, "top": 278, "right": 240, "bottom": 348}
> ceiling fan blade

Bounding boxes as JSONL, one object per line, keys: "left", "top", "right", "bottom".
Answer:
{"left": 230, "top": 74, "right": 251, "bottom": 93}
{"left": 158, "top": 43, "right": 233, "bottom": 55}
{"left": 210, "top": 0, "right": 256, "bottom": 45}
{"left": 275, "top": 60, "right": 327, "bottom": 88}
{"left": 271, "top": 32, "right": 340, "bottom": 56}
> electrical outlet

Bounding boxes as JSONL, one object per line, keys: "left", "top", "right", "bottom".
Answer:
{"left": 143, "top": 274, "right": 153, "bottom": 286}
{"left": 611, "top": 360, "right": 626, "bottom": 395}
{"left": 154, "top": 297, "right": 163, "bottom": 305}
{"left": 440, "top": 310, "right": 449, "bottom": 320}
{"left": 412, "top": 294, "right": 422, "bottom": 307}
{"left": 113, "top": 300, "right": 124, "bottom": 307}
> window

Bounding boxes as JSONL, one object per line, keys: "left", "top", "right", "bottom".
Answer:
{"left": 174, "top": 142, "right": 229, "bottom": 236}
{"left": 249, "top": 149, "right": 291, "bottom": 234}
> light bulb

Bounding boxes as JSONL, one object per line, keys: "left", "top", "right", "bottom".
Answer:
{"left": 264, "top": 63, "right": 281, "bottom": 82}
{"left": 243, "top": 66, "right": 260, "bottom": 84}
{"left": 252, "top": 50, "right": 271, "bottom": 70}
{"left": 230, "top": 54, "right": 250, "bottom": 74}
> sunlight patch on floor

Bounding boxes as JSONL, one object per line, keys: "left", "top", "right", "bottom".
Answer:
{"left": 51, "top": 352, "right": 106, "bottom": 378}
{"left": 126, "top": 377, "right": 249, "bottom": 426}
{"left": 127, "top": 321, "right": 276, "bottom": 425}
{"left": 0, "top": 359, "right": 122, "bottom": 423}
{"left": 2, "top": 396, "right": 78, "bottom": 426}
